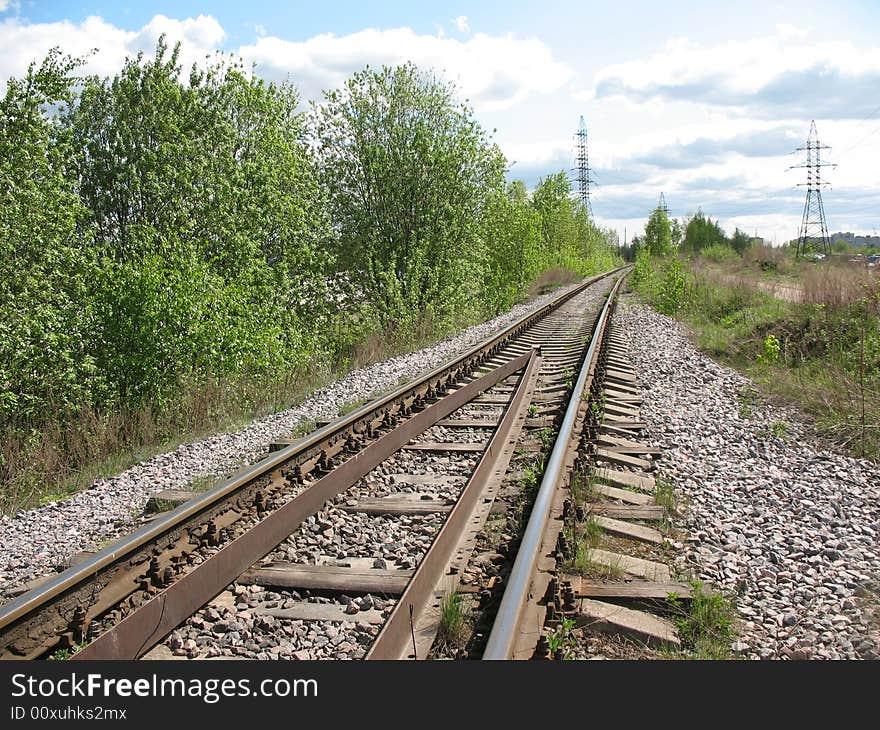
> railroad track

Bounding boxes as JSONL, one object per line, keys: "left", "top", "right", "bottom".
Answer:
{"left": 482, "top": 285, "right": 685, "bottom": 660}
{"left": 0, "top": 268, "right": 634, "bottom": 661}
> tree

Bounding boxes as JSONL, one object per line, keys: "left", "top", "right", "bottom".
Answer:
{"left": 312, "top": 63, "right": 506, "bottom": 327}
{"left": 644, "top": 206, "right": 673, "bottom": 256}
{"left": 681, "top": 209, "right": 728, "bottom": 254}
{"left": 532, "top": 171, "right": 577, "bottom": 254}
{"left": 65, "top": 38, "right": 331, "bottom": 403}
{"left": 0, "top": 49, "right": 99, "bottom": 421}
{"left": 731, "top": 228, "right": 752, "bottom": 255}
{"left": 480, "top": 182, "right": 542, "bottom": 312}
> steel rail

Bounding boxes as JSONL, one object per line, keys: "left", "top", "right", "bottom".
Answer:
{"left": 72, "top": 352, "right": 535, "bottom": 659}
{"left": 366, "top": 346, "right": 542, "bottom": 659}
{"left": 0, "top": 267, "right": 623, "bottom": 659}
{"left": 482, "top": 271, "right": 629, "bottom": 660}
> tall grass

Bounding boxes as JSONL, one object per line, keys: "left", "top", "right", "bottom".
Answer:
{"left": 801, "top": 266, "right": 879, "bottom": 309}
{"left": 674, "top": 262, "right": 880, "bottom": 459}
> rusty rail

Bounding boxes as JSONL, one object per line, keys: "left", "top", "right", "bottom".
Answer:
{"left": 482, "top": 271, "right": 629, "bottom": 660}
{"left": 366, "top": 347, "right": 543, "bottom": 659}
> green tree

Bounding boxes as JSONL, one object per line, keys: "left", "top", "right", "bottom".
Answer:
{"left": 0, "top": 49, "right": 100, "bottom": 421}
{"left": 481, "top": 182, "right": 542, "bottom": 312}
{"left": 532, "top": 171, "right": 577, "bottom": 255}
{"left": 313, "top": 63, "right": 506, "bottom": 327}
{"left": 67, "top": 38, "right": 330, "bottom": 403}
{"left": 731, "top": 228, "right": 752, "bottom": 255}
{"left": 644, "top": 206, "right": 673, "bottom": 256}
{"left": 682, "top": 209, "right": 728, "bottom": 255}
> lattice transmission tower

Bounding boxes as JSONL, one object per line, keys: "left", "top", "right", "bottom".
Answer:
{"left": 574, "top": 115, "right": 595, "bottom": 219}
{"left": 789, "top": 120, "right": 836, "bottom": 258}
{"left": 658, "top": 192, "right": 669, "bottom": 216}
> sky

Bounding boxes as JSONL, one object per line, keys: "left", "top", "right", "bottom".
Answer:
{"left": 2, "top": 1, "right": 879, "bottom": 244}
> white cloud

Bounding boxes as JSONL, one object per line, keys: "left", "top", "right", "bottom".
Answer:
{"left": 454, "top": 15, "right": 470, "bottom": 33}
{"left": 588, "top": 26, "right": 880, "bottom": 119}
{"left": 0, "top": 16, "right": 569, "bottom": 113}
{"left": 0, "top": 14, "right": 226, "bottom": 93}
{"left": 239, "top": 27, "right": 572, "bottom": 111}
{"left": 0, "top": 2, "right": 9, "bottom": 13}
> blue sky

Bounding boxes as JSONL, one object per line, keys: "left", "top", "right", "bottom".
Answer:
{"left": 3, "top": 0, "right": 880, "bottom": 243}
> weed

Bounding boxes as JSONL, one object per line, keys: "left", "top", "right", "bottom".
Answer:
{"left": 569, "top": 468, "right": 597, "bottom": 504}
{"left": 437, "top": 590, "right": 467, "bottom": 647}
{"left": 770, "top": 420, "right": 788, "bottom": 439}
{"left": 527, "top": 403, "right": 538, "bottom": 418}
{"left": 579, "top": 552, "right": 624, "bottom": 578}
{"left": 290, "top": 418, "right": 318, "bottom": 439}
{"left": 189, "top": 474, "right": 218, "bottom": 493}
{"left": 520, "top": 459, "right": 542, "bottom": 493}
{"left": 48, "top": 641, "right": 87, "bottom": 660}
{"left": 757, "top": 333, "right": 780, "bottom": 363}
{"left": 667, "top": 581, "right": 736, "bottom": 659}
{"left": 537, "top": 427, "right": 555, "bottom": 450}
{"left": 737, "top": 387, "right": 759, "bottom": 420}
{"left": 653, "top": 478, "right": 677, "bottom": 514}
{"left": 546, "top": 617, "right": 577, "bottom": 659}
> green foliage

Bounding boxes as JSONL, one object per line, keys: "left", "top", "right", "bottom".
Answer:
{"left": 546, "top": 617, "right": 577, "bottom": 659}
{"left": 730, "top": 228, "right": 753, "bottom": 255}
{"left": 631, "top": 251, "right": 691, "bottom": 316}
{"left": 677, "top": 263, "right": 880, "bottom": 458}
{"left": 530, "top": 172, "right": 619, "bottom": 277}
{"left": 312, "top": 63, "right": 505, "bottom": 329}
{"left": 644, "top": 207, "right": 673, "bottom": 257}
{"left": 770, "top": 420, "right": 788, "bottom": 439}
{"left": 758, "top": 334, "right": 781, "bottom": 363}
{"left": 668, "top": 581, "right": 735, "bottom": 660}
{"left": 481, "top": 181, "right": 543, "bottom": 312}
{"left": 653, "top": 478, "right": 677, "bottom": 513}
{"left": 654, "top": 256, "right": 690, "bottom": 315}
{"left": 438, "top": 590, "right": 467, "bottom": 647}
{"left": 0, "top": 49, "right": 99, "bottom": 422}
{"left": 700, "top": 243, "right": 738, "bottom": 263}
{"left": 681, "top": 209, "right": 729, "bottom": 255}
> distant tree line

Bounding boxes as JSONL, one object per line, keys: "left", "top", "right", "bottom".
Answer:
{"left": 619, "top": 207, "right": 754, "bottom": 261}
{"left": 0, "top": 40, "right": 619, "bottom": 440}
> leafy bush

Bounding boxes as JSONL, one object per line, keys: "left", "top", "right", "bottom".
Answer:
{"left": 701, "top": 243, "right": 738, "bottom": 263}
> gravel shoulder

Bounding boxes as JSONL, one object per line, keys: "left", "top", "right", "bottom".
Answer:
{"left": 617, "top": 293, "right": 880, "bottom": 660}
{"left": 0, "top": 283, "right": 583, "bottom": 602}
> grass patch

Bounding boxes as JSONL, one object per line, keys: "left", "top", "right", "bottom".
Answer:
{"left": 667, "top": 581, "right": 736, "bottom": 659}
{"left": 290, "top": 418, "right": 318, "bottom": 439}
{"left": 634, "top": 257, "right": 880, "bottom": 460}
{"left": 570, "top": 467, "right": 598, "bottom": 504}
{"left": 653, "top": 478, "right": 677, "bottom": 514}
{"left": 563, "top": 543, "right": 623, "bottom": 578}
{"left": 437, "top": 590, "right": 467, "bottom": 648}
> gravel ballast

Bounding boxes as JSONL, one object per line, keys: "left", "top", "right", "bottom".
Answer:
{"left": 0, "top": 283, "right": 583, "bottom": 602}
{"left": 616, "top": 294, "right": 880, "bottom": 660}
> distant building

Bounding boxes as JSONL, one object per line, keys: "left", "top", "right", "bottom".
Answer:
{"left": 830, "top": 232, "right": 880, "bottom": 250}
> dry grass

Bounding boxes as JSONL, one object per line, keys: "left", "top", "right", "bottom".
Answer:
{"left": 801, "top": 266, "right": 880, "bottom": 309}
{"left": 526, "top": 267, "right": 580, "bottom": 298}
{"left": 0, "top": 368, "right": 329, "bottom": 515}
{"left": 742, "top": 243, "right": 793, "bottom": 273}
